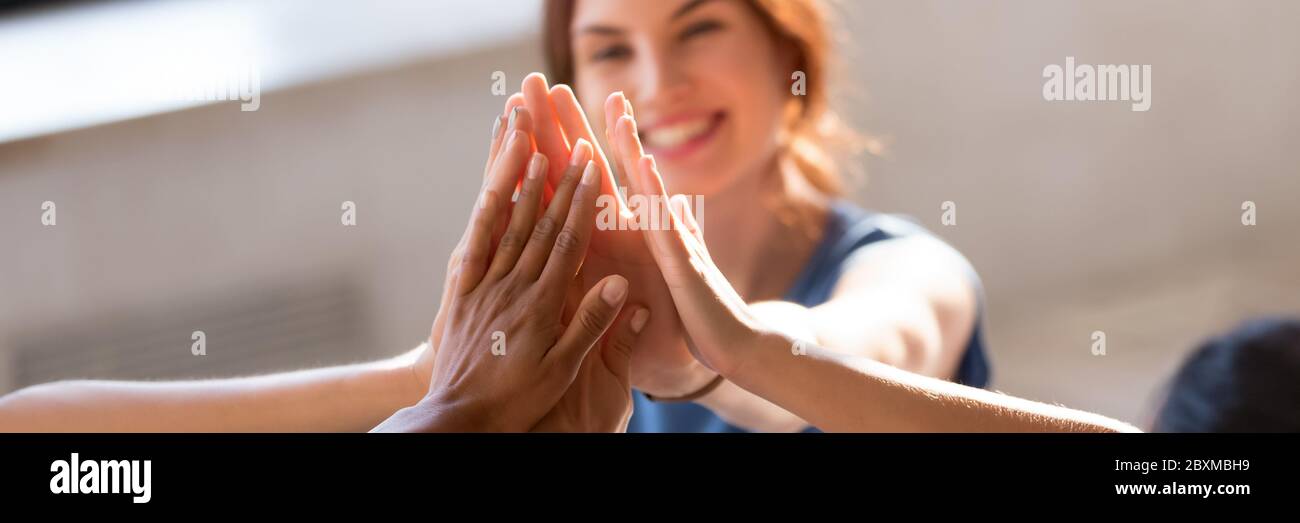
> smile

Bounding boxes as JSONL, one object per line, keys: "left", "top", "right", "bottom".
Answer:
{"left": 639, "top": 111, "right": 726, "bottom": 160}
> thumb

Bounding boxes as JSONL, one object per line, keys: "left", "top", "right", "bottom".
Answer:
{"left": 549, "top": 275, "right": 628, "bottom": 372}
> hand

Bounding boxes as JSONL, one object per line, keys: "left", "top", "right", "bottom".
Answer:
{"left": 531, "top": 306, "right": 648, "bottom": 432}
{"left": 409, "top": 98, "right": 537, "bottom": 397}
{"left": 519, "top": 73, "right": 719, "bottom": 397}
{"left": 374, "top": 135, "right": 634, "bottom": 432}
{"left": 610, "top": 107, "right": 767, "bottom": 379}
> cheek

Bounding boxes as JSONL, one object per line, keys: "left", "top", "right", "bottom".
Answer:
{"left": 691, "top": 36, "right": 789, "bottom": 134}
{"left": 575, "top": 77, "right": 617, "bottom": 133}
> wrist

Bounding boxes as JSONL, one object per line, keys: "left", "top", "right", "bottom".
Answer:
{"left": 401, "top": 392, "right": 500, "bottom": 432}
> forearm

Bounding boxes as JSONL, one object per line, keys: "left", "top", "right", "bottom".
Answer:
{"left": 0, "top": 348, "right": 426, "bottom": 432}
{"left": 689, "top": 302, "right": 816, "bottom": 432}
{"left": 730, "top": 332, "right": 1138, "bottom": 433}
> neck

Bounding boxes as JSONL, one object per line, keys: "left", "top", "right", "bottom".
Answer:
{"left": 701, "top": 156, "right": 830, "bottom": 301}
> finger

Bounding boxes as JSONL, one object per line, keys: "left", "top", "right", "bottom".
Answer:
{"left": 457, "top": 101, "right": 527, "bottom": 260}
{"left": 483, "top": 107, "right": 534, "bottom": 199}
{"left": 601, "top": 306, "right": 648, "bottom": 386}
{"left": 627, "top": 154, "right": 696, "bottom": 270}
{"left": 611, "top": 114, "right": 653, "bottom": 216}
{"left": 514, "top": 140, "right": 592, "bottom": 281}
{"left": 481, "top": 95, "right": 525, "bottom": 183}
{"left": 538, "top": 159, "right": 602, "bottom": 289}
{"left": 485, "top": 152, "right": 548, "bottom": 281}
{"left": 456, "top": 124, "right": 533, "bottom": 294}
{"left": 478, "top": 111, "right": 536, "bottom": 248}
{"left": 551, "top": 85, "right": 619, "bottom": 202}
{"left": 671, "top": 194, "right": 711, "bottom": 263}
{"left": 456, "top": 190, "right": 505, "bottom": 296}
{"left": 548, "top": 275, "right": 628, "bottom": 371}
{"left": 522, "top": 73, "right": 572, "bottom": 186}
{"left": 603, "top": 92, "right": 630, "bottom": 181}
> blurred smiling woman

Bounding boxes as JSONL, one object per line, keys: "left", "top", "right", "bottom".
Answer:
{"left": 541, "top": 0, "right": 991, "bottom": 432}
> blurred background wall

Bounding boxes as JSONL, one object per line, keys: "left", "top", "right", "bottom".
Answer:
{"left": 1, "top": 0, "right": 1297, "bottom": 427}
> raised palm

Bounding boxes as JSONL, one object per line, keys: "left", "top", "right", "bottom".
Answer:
{"left": 517, "top": 75, "right": 706, "bottom": 396}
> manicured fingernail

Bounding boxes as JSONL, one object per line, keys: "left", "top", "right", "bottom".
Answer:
{"left": 508, "top": 106, "right": 520, "bottom": 130}
{"left": 630, "top": 308, "right": 649, "bottom": 334}
{"left": 491, "top": 115, "right": 503, "bottom": 140}
{"left": 526, "top": 153, "right": 545, "bottom": 180}
{"left": 581, "top": 160, "right": 598, "bottom": 186}
{"left": 570, "top": 138, "right": 590, "bottom": 166}
{"left": 624, "top": 98, "right": 634, "bottom": 117}
{"left": 601, "top": 276, "right": 627, "bottom": 305}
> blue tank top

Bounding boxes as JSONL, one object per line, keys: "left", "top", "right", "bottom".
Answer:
{"left": 625, "top": 201, "right": 992, "bottom": 432}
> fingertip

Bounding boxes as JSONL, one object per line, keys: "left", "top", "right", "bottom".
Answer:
{"left": 600, "top": 275, "right": 628, "bottom": 305}
{"left": 523, "top": 72, "right": 549, "bottom": 89}
{"left": 605, "top": 92, "right": 626, "bottom": 127}
{"left": 527, "top": 152, "right": 547, "bottom": 180}
{"left": 618, "top": 114, "right": 636, "bottom": 132}
{"left": 569, "top": 138, "right": 593, "bottom": 167}
{"left": 606, "top": 91, "right": 625, "bottom": 108}
{"left": 630, "top": 307, "right": 650, "bottom": 334}
{"left": 504, "top": 93, "right": 525, "bottom": 114}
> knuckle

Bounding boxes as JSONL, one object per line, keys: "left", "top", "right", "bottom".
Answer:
{"left": 578, "top": 307, "right": 611, "bottom": 338}
{"left": 532, "top": 215, "right": 558, "bottom": 241}
{"left": 497, "top": 230, "right": 525, "bottom": 251}
{"left": 553, "top": 227, "right": 582, "bottom": 255}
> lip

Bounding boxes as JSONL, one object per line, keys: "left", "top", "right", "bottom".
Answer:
{"left": 638, "top": 110, "right": 727, "bottom": 162}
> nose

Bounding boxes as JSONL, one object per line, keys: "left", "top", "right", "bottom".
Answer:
{"left": 627, "top": 46, "right": 692, "bottom": 116}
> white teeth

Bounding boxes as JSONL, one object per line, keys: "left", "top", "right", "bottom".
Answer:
{"left": 643, "top": 117, "right": 713, "bottom": 149}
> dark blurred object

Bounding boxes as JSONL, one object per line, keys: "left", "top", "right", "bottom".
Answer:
{"left": 0, "top": 0, "right": 101, "bottom": 16}
{"left": 1154, "top": 317, "right": 1300, "bottom": 432}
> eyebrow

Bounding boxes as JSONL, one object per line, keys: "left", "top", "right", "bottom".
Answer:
{"left": 671, "top": 0, "right": 714, "bottom": 20}
{"left": 576, "top": 0, "right": 715, "bottom": 36}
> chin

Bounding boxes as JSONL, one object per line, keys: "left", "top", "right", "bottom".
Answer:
{"left": 657, "top": 161, "right": 742, "bottom": 197}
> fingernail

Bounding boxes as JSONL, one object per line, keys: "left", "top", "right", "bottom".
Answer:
{"left": 630, "top": 308, "right": 649, "bottom": 334}
{"left": 624, "top": 98, "right": 634, "bottom": 117}
{"left": 508, "top": 106, "right": 520, "bottom": 130}
{"left": 581, "top": 160, "right": 598, "bottom": 186}
{"left": 570, "top": 138, "right": 590, "bottom": 166}
{"left": 528, "top": 153, "right": 546, "bottom": 180}
{"left": 601, "top": 276, "right": 627, "bottom": 305}
{"left": 491, "top": 115, "right": 503, "bottom": 140}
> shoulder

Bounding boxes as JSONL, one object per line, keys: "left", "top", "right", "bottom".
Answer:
{"left": 828, "top": 203, "right": 980, "bottom": 331}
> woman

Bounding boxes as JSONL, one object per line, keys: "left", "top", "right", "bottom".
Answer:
{"left": 600, "top": 88, "right": 1135, "bottom": 432}
{"left": 526, "top": 0, "right": 989, "bottom": 432}
{"left": 0, "top": 0, "right": 988, "bottom": 433}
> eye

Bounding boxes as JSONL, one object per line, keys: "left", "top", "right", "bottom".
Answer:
{"left": 679, "top": 19, "right": 724, "bottom": 41}
{"left": 590, "top": 44, "right": 632, "bottom": 63}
